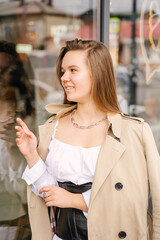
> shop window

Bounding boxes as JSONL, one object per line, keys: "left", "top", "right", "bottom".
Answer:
{"left": 0, "top": 0, "right": 98, "bottom": 239}
{"left": 110, "top": 0, "right": 160, "bottom": 152}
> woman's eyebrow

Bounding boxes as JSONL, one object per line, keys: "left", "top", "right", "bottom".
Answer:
{"left": 61, "top": 65, "right": 80, "bottom": 70}
{"left": 69, "top": 65, "right": 80, "bottom": 68}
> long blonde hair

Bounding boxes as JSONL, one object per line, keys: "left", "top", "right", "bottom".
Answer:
{"left": 56, "top": 39, "right": 121, "bottom": 113}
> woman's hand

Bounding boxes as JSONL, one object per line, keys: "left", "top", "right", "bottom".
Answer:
{"left": 39, "top": 186, "right": 88, "bottom": 211}
{"left": 15, "top": 118, "right": 39, "bottom": 168}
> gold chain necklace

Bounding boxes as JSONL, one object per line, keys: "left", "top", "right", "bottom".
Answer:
{"left": 71, "top": 109, "right": 108, "bottom": 129}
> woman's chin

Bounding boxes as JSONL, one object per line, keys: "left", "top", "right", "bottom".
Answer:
{"left": 67, "top": 96, "right": 77, "bottom": 102}
{"left": 66, "top": 95, "right": 85, "bottom": 104}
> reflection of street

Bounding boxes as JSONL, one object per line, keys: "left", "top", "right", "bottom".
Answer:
{"left": 32, "top": 67, "right": 64, "bottom": 126}
{"left": 129, "top": 76, "right": 160, "bottom": 151}
{"left": 140, "top": 0, "right": 160, "bottom": 82}
{"left": 116, "top": 55, "right": 160, "bottom": 153}
{"left": 29, "top": 48, "right": 64, "bottom": 126}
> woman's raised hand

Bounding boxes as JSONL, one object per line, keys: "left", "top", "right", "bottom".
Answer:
{"left": 15, "top": 118, "right": 39, "bottom": 168}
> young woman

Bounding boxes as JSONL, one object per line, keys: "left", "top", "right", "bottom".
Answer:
{"left": 15, "top": 39, "right": 160, "bottom": 240}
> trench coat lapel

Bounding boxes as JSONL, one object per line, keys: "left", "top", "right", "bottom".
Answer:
{"left": 89, "top": 114, "right": 126, "bottom": 206}
{"left": 37, "top": 121, "right": 56, "bottom": 161}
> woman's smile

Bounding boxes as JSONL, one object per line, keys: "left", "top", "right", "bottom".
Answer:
{"left": 65, "top": 86, "right": 75, "bottom": 91}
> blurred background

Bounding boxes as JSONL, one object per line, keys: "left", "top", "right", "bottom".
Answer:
{"left": 0, "top": 0, "right": 159, "bottom": 239}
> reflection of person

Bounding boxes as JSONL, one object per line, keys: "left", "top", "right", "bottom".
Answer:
{"left": 0, "top": 40, "right": 33, "bottom": 115}
{"left": 0, "top": 40, "right": 33, "bottom": 167}
{"left": 0, "top": 40, "right": 32, "bottom": 239}
{"left": 16, "top": 39, "right": 160, "bottom": 240}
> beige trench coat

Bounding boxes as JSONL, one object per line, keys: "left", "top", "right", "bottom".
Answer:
{"left": 27, "top": 104, "right": 160, "bottom": 240}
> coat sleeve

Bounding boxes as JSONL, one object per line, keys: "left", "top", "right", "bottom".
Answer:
{"left": 143, "top": 122, "right": 160, "bottom": 239}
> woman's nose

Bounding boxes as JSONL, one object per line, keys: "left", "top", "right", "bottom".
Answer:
{"left": 61, "top": 72, "right": 70, "bottom": 82}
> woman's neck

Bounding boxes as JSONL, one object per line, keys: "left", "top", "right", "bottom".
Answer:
{"left": 75, "top": 102, "right": 107, "bottom": 125}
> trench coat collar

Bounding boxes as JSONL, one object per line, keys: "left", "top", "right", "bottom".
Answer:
{"left": 45, "top": 103, "right": 76, "bottom": 119}
{"left": 45, "top": 103, "right": 122, "bottom": 139}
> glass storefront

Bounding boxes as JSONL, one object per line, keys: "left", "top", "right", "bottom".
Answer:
{"left": 0, "top": 0, "right": 160, "bottom": 239}
{"left": 0, "top": 0, "right": 98, "bottom": 239}
{"left": 110, "top": 0, "right": 160, "bottom": 152}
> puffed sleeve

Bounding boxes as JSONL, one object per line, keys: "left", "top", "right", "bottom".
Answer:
{"left": 22, "top": 157, "right": 47, "bottom": 185}
{"left": 22, "top": 157, "right": 57, "bottom": 197}
{"left": 143, "top": 122, "right": 160, "bottom": 239}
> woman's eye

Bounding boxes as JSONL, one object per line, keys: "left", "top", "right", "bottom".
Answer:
{"left": 71, "top": 69, "right": 76, "bottom": 72}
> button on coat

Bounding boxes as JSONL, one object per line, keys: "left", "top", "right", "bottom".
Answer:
{"left": 118, "top": 231, "right": 127, "bottom": 238}
{"left": 115, "top": 182, "right": 123, "bottom": 190}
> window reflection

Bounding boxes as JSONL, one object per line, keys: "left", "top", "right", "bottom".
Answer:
{"left": 0, "top": 0, "right": 97, "bottom": 239}
{"left": 0, "top": 40, "right": 34, "bottom": 239}
{"left": 110, "top": 0, "right": 160, "bottom": 152}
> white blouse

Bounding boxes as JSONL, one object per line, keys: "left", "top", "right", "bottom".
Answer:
{"left": 22, "top": 120, "right": 101, "bottom": 240}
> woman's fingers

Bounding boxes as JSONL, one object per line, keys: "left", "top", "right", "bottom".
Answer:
{"left": 39, "top": 187, "right": 53, "bottom": 201}
{"left": 39, "top": 186, "right": 73, "bottom": 208}
{"left": 16, "top": 118, "right": 32, "bottom": 137}
{"left": 16, "top": 138, "right": 20, "bottom": 144}
{"left": 15, "top": 126, "right": 24, "bottom": 139}
{"left": 39, "top": 187, "right": 50, "bottom": 195}
{"left": 16, "top": 118, "right": 29, "bottom": 132}
{"left": 15, "top": 126, "right": 23, "bottom": 133}
{"left": 16, "top": 132, "right": 21, "bottom": 138}
{"left": 15, "top": 125, "right": 22, "bottom": 131}
{"left": 43, "top": 192, "right": 52, "bottom": 200}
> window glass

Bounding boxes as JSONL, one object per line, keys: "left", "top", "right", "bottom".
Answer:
{"left": 110, "top": 0, "right": 160, "bottom": 152}
{"left": 0, "top": 0, "right": 97, "bottom": 239}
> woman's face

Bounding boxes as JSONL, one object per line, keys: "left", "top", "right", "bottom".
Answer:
{"left": 60, "top": 50, "right": 92, "bottom": 103}
{"left": 0, "top": 53, "right": 14, "bottom": 87}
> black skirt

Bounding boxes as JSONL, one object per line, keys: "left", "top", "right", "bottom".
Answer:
{"left": 55, "top": 181, "right": 92, "bottom": 240}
